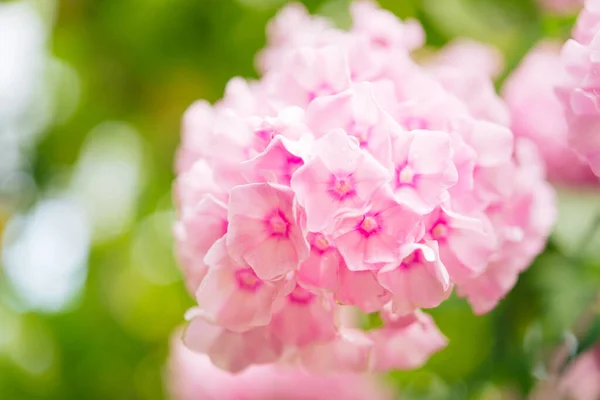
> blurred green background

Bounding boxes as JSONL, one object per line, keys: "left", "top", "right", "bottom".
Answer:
{"left": 0, "top": 0, "right": 599, "bottom": 399}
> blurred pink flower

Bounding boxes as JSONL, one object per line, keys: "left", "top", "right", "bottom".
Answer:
{"left": 457, "top": 139, "right": 556, "bottom": 314}
{"left": 503, "top": 42, "right": 598, "bottom": 185}
{"left": 169, "top": 329, "right": 392, "bottom": 400}
{"left": 558, "top": 0, "right": 600, "bottom": 177}
{"left": 174, "top": 1, "right": 555, "bottom": 373}
{"left": 558, "top": 344, "right": 600, "bottom": 400}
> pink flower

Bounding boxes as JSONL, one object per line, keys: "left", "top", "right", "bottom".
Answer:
{"left": 269, "top": 285, "right": 337, "bottom": 347}
{"left": 226, "top": 182, "right": 309, "bottom": 281}
{"left": 558, "top": 344, "right": 600, "bottom": 400}
{"left": 183, "top": 313, "right": 283, "bottom": 373}
{"left": 174, "top": 194, "right": 228, "bottom": 294}
{"left": 268, "top": 45, "right": 352, "bottom": 107}
{"left": 369, "top": 309, "right": 448, "bottom": 371}
{"left": 457, "top": 139, "right": 556, "bottom": 314}
{"left": 334, "top": 261, "right": 392, "bottom": 313}
{"left": 378, "top": 241, "right": 452, "bottom": 315}
{"left": 390, "top": 129, "right": 458, "bottom": 212}
{"left": 243, "top": 135, "right": 305, "bottom": 185}
{"left": 291, "top": 129, "right": 390, "bottom": 232}
{"left": 558, "top": 0, "right": 600, "bottom": 177}
{"left": 424, "top": 207, "right": 497, "bottom": 284}
{"left": 429, "top": 54, "right": 510, "bottom": 126}
{"left": 350, "top": 0, "right": 424, "bottom": 51}
{"left": 195, "top": 238, "right": 284, "bottom": 332}
{"left": 503, "top": 42, "right": 598, "bottom": 185}
{"left": 330, "top": 187, "right": 421, "bottom": 271}
{"left": 305, "top": 83, "right": 395, "bottom": 167}
{"left": 169, "top": 329, "right": 392, "bottom": 400}
{"left": 574, "top": 0, "right": 600, "bottom": 44}
{"left": 174, "top": 1, "right": 555, "bottom": 374}
{"left": 430, "top": 38, "right": 504, "bottom": 79}
{"left": 297, "top": 232, "right": 341, "bottom": 292}
{"left": 300, "top": 328, "right": 374, "bottom": 373}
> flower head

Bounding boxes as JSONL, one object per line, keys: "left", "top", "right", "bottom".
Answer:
{"left": 174, "top": 1, "right": 555, "bottom": 374}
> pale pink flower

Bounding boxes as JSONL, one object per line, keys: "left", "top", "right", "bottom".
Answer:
{"left": 268, "top": 45, "right": 352, "bottom": 107}
{"left": 174, "top": 195, "right": 228, "bottom": 294}
{"left": 291, "top": 129, "right": 390, "bottom": 232}
{"left": 169, "top": 329, "right": 392, "bottom": 400}
{"left": 350, "top": 0, "right": 424, "bottom": 51}
{"left": 558, "top": 344, "right": 600, "bottom": 400}
{"left": 378, "top": 241, "right": 452, "bottom": 315}
{"left": 390, "top": 129, "right": 458, "bottom": 213}
{"left": 458, "top": 139, "right": 556, "bottom": 314}
{"left": 503, "top": 42, "right": 598, "bottom": 185}
{"left": 424, "top": 206, "right": 497, "bottom": 284}
{"left": 226, "top": 182, "right": 309, "bottom": 281}
{"left": 183, "top": 313, "right": 283, "bottom": 373}
{"left": 242, "top": 135, "right": 305, "bottom": 185}
{"left": 574, "top": 0, "right": 600, "bottom": 44}
{"left": 431, "top": 38, "right": 504, "bottom": 79}
{"left": 174, "top": 1, "right": 554, "bottom": 374}
{"left": 305, "top": 82, "right": 395, "bottom": 167}
{"left": 330, "top": 187, "right": 421, "bottom": 271}
{"left": 195, "top": 238, "right": 284, "bottom": 332}
{"left": 335, "top": 261, "right": 392, "bottom": 313}
{"left": 430, "top": 64, "right": 510, "bottom": 126}
{"left": 297, "top": 232, "right": 341, "bottom": 292}
{"left": 269, "top": 284, "right": 337, "bottom": 347}
{"left": 300, "top": 328, "right": 374, "bottom": 373}
{"left": 558, "top": 0, "right": 600, "bottom": 177}
{"left": 369, "top": 309, "right": 448, "bottom": 371}
{"left": 174, "top": 159, "right": 224, "bottom": 211}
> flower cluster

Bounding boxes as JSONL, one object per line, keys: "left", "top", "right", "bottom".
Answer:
{"left": 558, "top": 0, "right": 600, "bottom": 178}
{"left": 174, "top": 1, "right": 555, "bottom": 373}
{"left": 503, "top": 42, "right": 599, "bottom": 186}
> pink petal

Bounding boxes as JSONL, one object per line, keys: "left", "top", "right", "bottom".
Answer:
{"left": 369, "top": 310, "right": 447, "bottom": 371}
{"left": 335, "top": 263, "right": 391, "bottom": 313}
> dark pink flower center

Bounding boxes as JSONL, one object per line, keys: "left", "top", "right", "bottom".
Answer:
{"left": 289, "top": 285, "right": 315, "bottom": 304}
{"left": 400, "top": 250, "right": 422, "bottom": 269}
{"left": 430, "top": 221, "right": 449, "bottom": 241}
{"left": 328, "top": 175, "right": 357, "bottom": 201}
{"left": 313, "top": 233, "right": 331, "bottom": 253}
{"left": 235, "top": 269, "right": 262, "bottom": 291}
{"left": 357, "top": 214, "right": 381, "bottom": 237}
{"left": 265, "top": 209, "right": 291, "bottom": 238}
{"left": 396, "top": 164, "right": 415, "bottom": 187}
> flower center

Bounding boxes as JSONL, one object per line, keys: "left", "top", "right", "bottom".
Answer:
{"left": 329, "top": 175, "right": 356, "bottom": 200}
{"left": 397, "top": 165, "right": 415, "bottom": 186}
{"left": 289, "top": 285, "right": 315, "bottom": 304}
{"left": 430, "top": 221, "right": 449, "bottom": 241}
{"left": 235, "top": 269, "right": 262, "bottom": 291}
{"left": 313, "top": 233, "right": 330, "bottom": 252}
{"left": 266, "top": 209, "right": 290, "bottom": 237}
{"left": 358, "top": 215, "right": 380, "bottom": 237}
{"left": 400, "top": 250, "right": 421, "bottom": 269}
